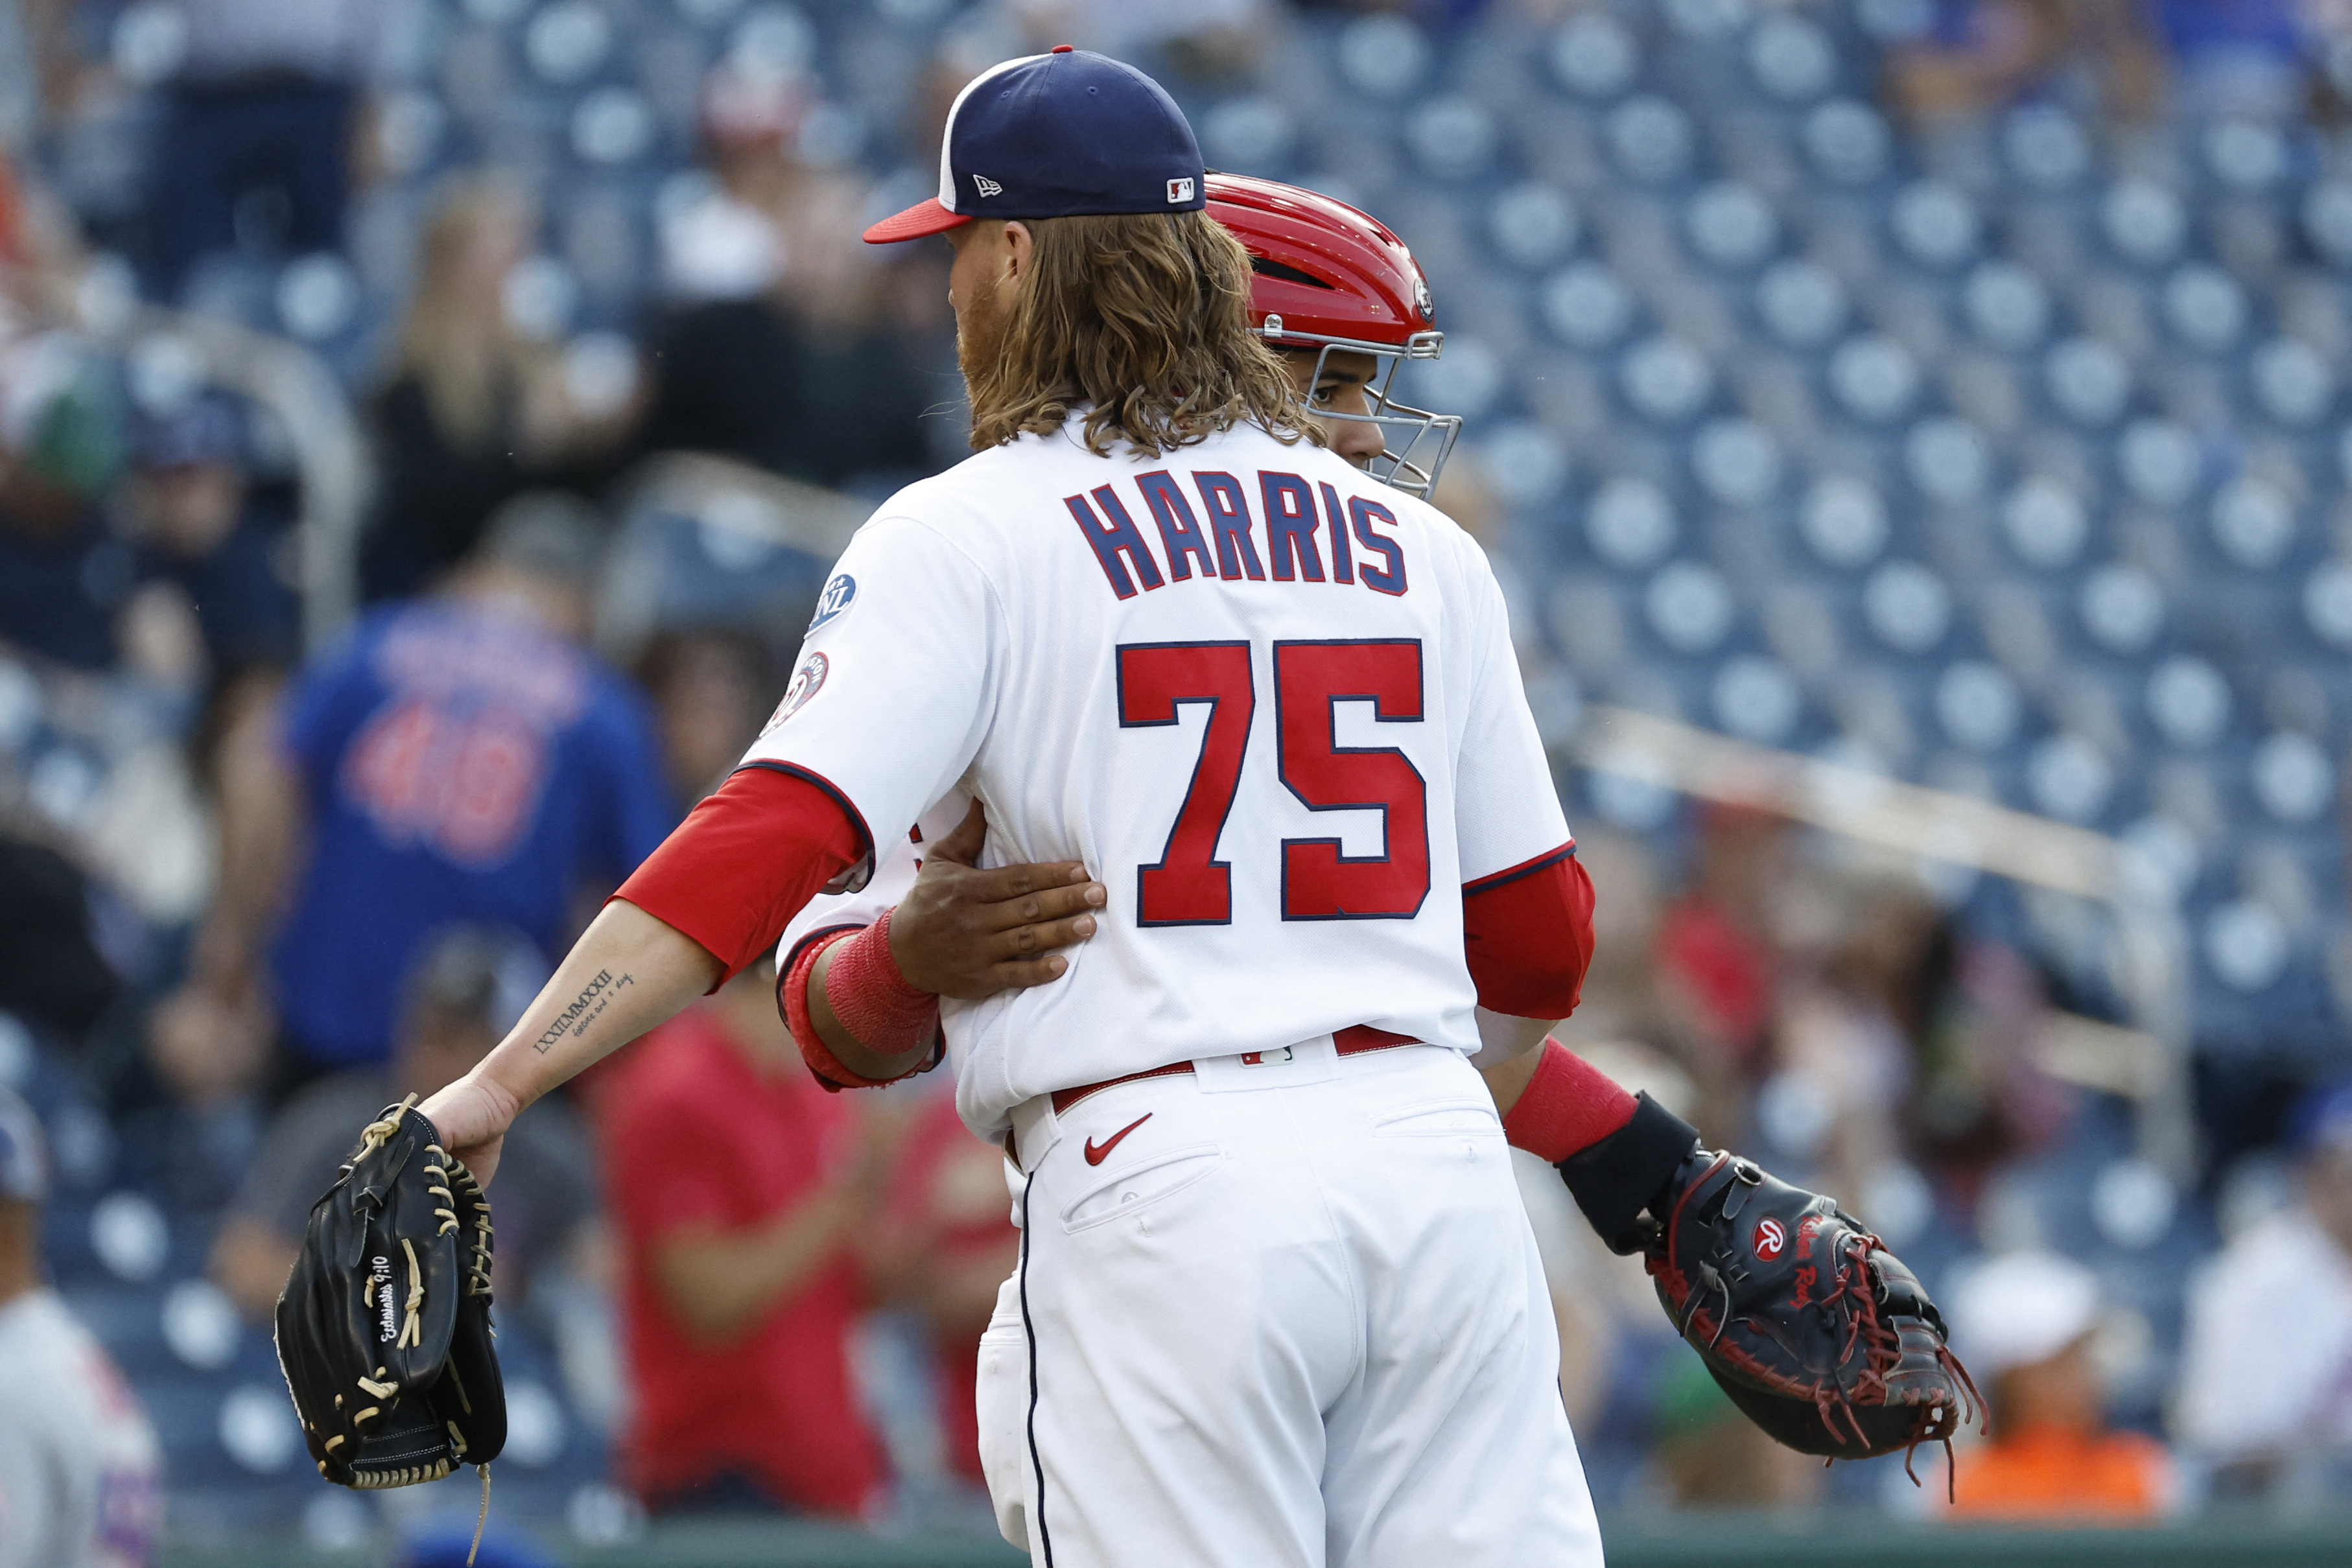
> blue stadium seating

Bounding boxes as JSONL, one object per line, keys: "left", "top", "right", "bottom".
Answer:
{"left": 23, "top": 0, "right": 2352, "bottom": 1523}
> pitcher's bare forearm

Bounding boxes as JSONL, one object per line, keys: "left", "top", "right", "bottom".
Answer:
{"left": 474, "top": 900, "right": 721, "bottom": 1112}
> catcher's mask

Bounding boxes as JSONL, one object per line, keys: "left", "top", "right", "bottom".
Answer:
{"left": 1208, "top": 172, "right": 1463, "bottom": 501}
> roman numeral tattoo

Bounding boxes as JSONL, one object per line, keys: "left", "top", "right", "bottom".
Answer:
{"left": 531, "top": 970, "right": 636, "bottom": 1053}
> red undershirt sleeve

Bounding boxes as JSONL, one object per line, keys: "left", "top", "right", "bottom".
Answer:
{"left": 1460, "top": 844, "right": 1595, "bottom": 1020}
{"left": 614, "top": 764, "right": 867, "bottom": 986}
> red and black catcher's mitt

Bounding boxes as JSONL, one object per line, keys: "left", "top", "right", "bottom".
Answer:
{"left": 1558, "top": 1097, "right": 1982, "bottom": 1479}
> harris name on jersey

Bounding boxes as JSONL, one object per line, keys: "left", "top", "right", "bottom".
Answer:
{"left": 1065, "top": 467, "right": 1409, "bottom": 600}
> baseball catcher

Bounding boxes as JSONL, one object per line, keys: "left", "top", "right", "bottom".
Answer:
{"left": 1555, "top": 1087, "right": 1983, "bottom": 1485}
{"left": 275, "top": 1096, "right": 504, "bottom": 1557}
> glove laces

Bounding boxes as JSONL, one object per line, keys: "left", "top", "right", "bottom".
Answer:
{"left": 469, "top": 1464, "right": 491, "bottom": 1566}
{"left": 355, "top": 1093, "right": 421, "bottom": 1158}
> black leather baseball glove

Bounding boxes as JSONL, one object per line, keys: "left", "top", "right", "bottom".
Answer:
{"left": 1559, "top": 1096, "right": 1982, "bottom": 1482}
{"left": 275, "top": 1097, "right": 505, "bottom": 1512}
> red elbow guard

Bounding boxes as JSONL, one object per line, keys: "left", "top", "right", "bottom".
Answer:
{"left": 1501, "top": 1037, "right": 1638, "bottom": 1164}
{"left": 1462, "top": 847, "right": 1594, "bottom": 1020}
{"left": 778, "top": 912, "right": 942, "bottom": 1091}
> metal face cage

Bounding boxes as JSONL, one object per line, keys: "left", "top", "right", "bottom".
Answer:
{"left": 1259, "top": 318, "right": 1464, "bottom": 501}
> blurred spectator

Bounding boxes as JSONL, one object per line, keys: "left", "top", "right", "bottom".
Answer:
{"left": 1946, "top": 1250, "right": 2174, "bottom": 1519}
{"left": 597, "top": 962, "right": 886, "bottom": 1520}
{"left": 143, "top": 0, "right": 388, "bottom": 300}
{"left": 2150, "top": 0, "right": 2311, "bottom": 118}
{"left": 1647, "top": 1351, "right": 1825, "bottom": 1508}
{"left": 0, "top": 1086, "right": 163, "bottom": 1567}
{"left": 0, "top": 832, "right": 119, "bottom": 1048}
{"left": 0, "top": 310, "right": 130, "bottom": 670}
{"left": 207, "top": 925, "right": 599, "bottom": 1322}
{"left": 1000, "top": 0, "right": 1280, "bottom": 83}
{"left": 1551, "top": 832, "right": 1669, "bottom": 1047}
{"left": 0, "top": 498, "right": 127, "bottom": 671}
{"left": 1653, "top": 804, "right": 1787, "bottom": 1076}
{"left": 1548, "top": 832, "right": 1752, "bottom": 1142}
{"left": 633, "top": 630, "right": 782, "bottom": 813}
{"left": 1886, "top": 1, "right": 2165, "bottom": 127}
{"left": 1887, "top": 1, "right": 2066, "bottom": 123}
{"left": 866, "top": 1091, "right": 1019, "bottom": 1490}
{"left": 1770, "top": 876, "right": 2062, "bottom": 1206}
{"left": 640, "top": 63, "right": 937, "bottom": 498}
{"left": 122, "top": 395, "right": 300, "bottom": 679}
{"left": 2173, "top": 1081, "right": 2352, "bottom": 1499}
{"left": 169, "top": 493, "right": 671, "bottom": 1097}
{"left": 360, "top": 180, "right": 631, "bottom": 602}
{"left": 0, "top": 153, "right": 24, "bottom": 252}
{"left": 0, "top": 2, "right": 31, "bottom": 152}
{"left": 0, "top": 157, "right": 120, "bottom": 667}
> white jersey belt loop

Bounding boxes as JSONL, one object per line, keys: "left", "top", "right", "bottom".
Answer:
{"left": 1007, "top": 1092, "right": 1063, "bottom": 1176}
{"left": 1016, "top": 1025, "right": 1424, "bottom": 1167}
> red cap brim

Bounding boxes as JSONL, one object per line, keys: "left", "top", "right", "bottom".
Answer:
{"left": 862, "top": 198, "right": 974, "bottom": 244}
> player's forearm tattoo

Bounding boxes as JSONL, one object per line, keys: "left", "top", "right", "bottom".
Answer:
{"left": 531, "top": 969, "right": 636, "bottom": 1053}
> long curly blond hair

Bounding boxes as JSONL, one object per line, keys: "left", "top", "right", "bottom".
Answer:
{"left": 963, "top": 209, "right": 1319, "bottom": 458}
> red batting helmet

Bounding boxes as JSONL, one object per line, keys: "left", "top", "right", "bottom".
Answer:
{"left": 1206, "top": 172, "right": 1461, "bottom": 498}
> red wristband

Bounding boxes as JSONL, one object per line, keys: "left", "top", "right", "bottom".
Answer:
{"left": 781, "top": 927, "right": 856, "bottom": 1089}
{"left": 827, "top": 909, "right": 940, "bottom": 1050}
{"left": 1501, "top": 1038, "right": 1638, "bottom": 1164}
{"left": 779, "top": 913, "right": 941, "bottom": 1091}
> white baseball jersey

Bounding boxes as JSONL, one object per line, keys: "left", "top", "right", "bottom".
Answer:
{"left": 0, "top": 1290, "right": 162, "bottom": 1568}
{"left": 750, "top": 418, "right": 1568, "bottom": 1136}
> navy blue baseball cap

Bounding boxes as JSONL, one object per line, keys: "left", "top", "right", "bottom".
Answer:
{"left": 132, "top": 393, "right": 242, "bottom": 470}
{"left": 864, "top": 47, "right": 1206, "bottom": 244}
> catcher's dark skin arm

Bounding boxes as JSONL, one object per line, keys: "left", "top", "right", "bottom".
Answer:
{"left": 805, "top": 799, "right": 1105, "bottom": 1059}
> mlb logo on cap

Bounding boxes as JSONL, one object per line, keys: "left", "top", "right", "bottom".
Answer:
{"left": 864, "top": 47, "right": 1207, "bottom": 244}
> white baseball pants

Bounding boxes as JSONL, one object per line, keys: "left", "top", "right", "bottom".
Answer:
{"left": 974, "top": 1039, "right": 1604, "bottom": 1567}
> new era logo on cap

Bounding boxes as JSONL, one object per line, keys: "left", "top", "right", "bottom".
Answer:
{"left": 864, "top": 48, "right": 1207, "bottom": 244}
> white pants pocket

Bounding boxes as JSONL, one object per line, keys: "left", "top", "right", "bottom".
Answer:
{"left": 974, "top": 1272, "right": 1031, "bottom": 1550}
{"left": 1370, "top": 1099, "right": 1505, "bottom": 1138}
{"left": 1057, "top": 1144, "right": 1225, "bottom": 1234}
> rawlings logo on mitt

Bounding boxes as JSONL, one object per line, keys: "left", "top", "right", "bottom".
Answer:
{"left": 274, "top": 1097, "right": 504, "bottom": 1556}
{"left": 1645, "top": 1152, "right": 1983, "bottom": 1484}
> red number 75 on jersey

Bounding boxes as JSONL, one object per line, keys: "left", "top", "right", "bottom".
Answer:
{"left": 1116, "top": 639, "right": 1430, "bottom": 926}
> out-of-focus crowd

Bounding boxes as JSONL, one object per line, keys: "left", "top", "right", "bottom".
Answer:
{"left": 1522, "top": 806, "right": 2352, "bottom": 1517}
{"left": 0, "top": 0, "right": 2349, "bottom": 1560}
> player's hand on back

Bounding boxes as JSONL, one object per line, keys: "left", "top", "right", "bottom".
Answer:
{"left": 891, "top": 799, "right": 1106, "bottom": 1000}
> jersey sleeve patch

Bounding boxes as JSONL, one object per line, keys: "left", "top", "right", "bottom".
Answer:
{"left": 763, "top": 651, "right": 831, "bottom": 732}
{"left": 808, "top": 572, "right": 858, "bottom": 632}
